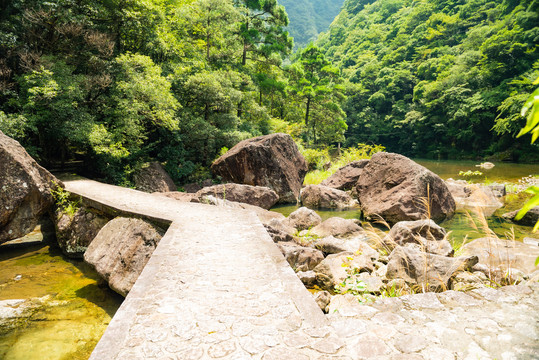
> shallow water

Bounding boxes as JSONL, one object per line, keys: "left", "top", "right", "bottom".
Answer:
{"left": 415, "top": 159, "right": 539, "bottom": 182}
{"left": 0, "top": 241, "right": 122, "bottom": 360}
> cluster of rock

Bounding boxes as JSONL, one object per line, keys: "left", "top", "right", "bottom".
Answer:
{"left": 0, "top": 131, "right": 165, "bottom": 297}
{"left": 2, "top": 129, "right": 538, "bottom": 304}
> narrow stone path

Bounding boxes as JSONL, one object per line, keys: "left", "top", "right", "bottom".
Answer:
{"left": 66, "top": 180, "right": 539, "bottom": 360}
{"left": 66, "top": 180, "right": 343, "bottom": 359}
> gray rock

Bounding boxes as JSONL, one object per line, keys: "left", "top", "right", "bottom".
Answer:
{"left": 300, "top": 185, "right": 357, "bottom": 210}
{"left": 211, "top": 133, "right": 308, "bottom": 203}
{"left": 384, "top": 219, "right": 453, "bottom": 256}
{"left": 357, "top": 273, "right": 384, "bottom": 293}
{"left": 297, "top": 270, "right": 317, "bottom": 288}
{"left": 460, "top": 237, "right": 539, "bottom": 275}
{"left": 277, "top": 242, "right": 324, "bottom": 272}
{"left": 285, "top": 207, "right": 322, "bottom": 231}
{"left": 502, "top": 207, "right": 539, "bottom": 227}
{"left": 134, "top": 161, "right": 176, "bottom": 193}
{"left": 194, "top": 183, "right": 279, "bottom": 209}
{"left": 314, "top": 252, "right": 374, "bottom": 291}
{"left": 192, "top": 194, "right": 284, "bottom": 226}
{"left": 356, "top": 152, "right": 455, "bottom": 224}
{"left": 451, "top": 271, "right": 489, "bottom": 291}
{"left": 310, "top": 217, "right": 363, "bottom": 239}
{"left": 152, "top": 191, "right": 196, "bottom": 202}
{"left": 321, "top": 160, "right": 369, "bottom": 190}
{"left": 265, "top": 218, "right": 296, "bottom": 242}
{"left": 0, "top": 131, "right": 59, "bottom": 244}
{"left": 54, "top": 206, "right": 109, "bottom": 258}
{"left": 314, "top": 291, "right": 331, "bottom": 313}
{"left": 314, "top": 236, "right": 379, "bottom": 260}
{"left": 523, "top": 237, "right": 539, "bottom": 246}
{"left": 386, "top": 246, "right": 478, "bottom": 292}
{"left": 445, "top": 180, "right": 503, "bottom": 216}
{"left": 84, "top": 217, "right": 164, "bottom": 296}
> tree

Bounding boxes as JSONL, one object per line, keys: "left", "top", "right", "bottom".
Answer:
{"left": 288, "top": 44, "right": 347, "bottom": 144}
{"left": 235, "top": 0, "right": 292, "bottom": 66}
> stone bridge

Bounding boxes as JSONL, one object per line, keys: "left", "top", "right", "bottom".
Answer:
{"left": 65, "top": 180, "right": 539, "bottom": 360}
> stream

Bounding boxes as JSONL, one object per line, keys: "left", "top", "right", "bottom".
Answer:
{"left": 0, "top": 159, "right": 537, "bottom": 359}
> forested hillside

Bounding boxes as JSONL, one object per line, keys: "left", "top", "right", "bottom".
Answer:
{"left": 318, "top": 0, "right": 539, "bottom": 160}
{"left": 0, "top": 0, "right": 348, "bottom": 185}
{"left": 279, "top": 0, "right": 345, "bottom": 48}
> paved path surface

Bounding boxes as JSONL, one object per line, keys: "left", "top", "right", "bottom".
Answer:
{"left": 66, "top": 180, "right": 343, "bottom": 359}
{"left": 66, "top": 180, "right": 539, "bottom": 359}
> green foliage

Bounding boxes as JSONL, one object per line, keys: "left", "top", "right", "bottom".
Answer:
{"left": 317, "top": 0, "right": 539, "bottom": 159}
{"left": 50, "top": 182, "right": 80, "bottom": 217}
{"left": 514, "top": 75, "right": 539, "bottom": 232}
{"left": 458, "top": 170, "right": 484, "bottom": 178}
{"left": 288, "top": 45, "right": 347, "bottom": 144}
{"left": 279, "top": 0, "right": 346, "bottom": 49}
{"left": 302, "top": 143, "right": 385, "bottom": 184}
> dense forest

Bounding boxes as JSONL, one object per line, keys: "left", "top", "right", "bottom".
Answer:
{"left": 0, "top": 0, "right": 347, "bottom": 185}
{"left": 317, "top": 0, "right": 539, "bottom": 161}
{"left": 279, "top": 0, "right": 345, "bottom": 48}
{"left": 0, "top": 0, "right": 537, "bottom": 187}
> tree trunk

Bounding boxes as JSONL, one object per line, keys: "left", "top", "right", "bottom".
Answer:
{"left": 305, "top": 96, "right": 311, "bottom": 126}
{"left": 242, "top": 21, "right": 249, "bottom": 66}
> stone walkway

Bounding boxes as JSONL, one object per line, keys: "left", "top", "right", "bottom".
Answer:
{"left": 65, "top": 180, "right": 539, "bottom": 359}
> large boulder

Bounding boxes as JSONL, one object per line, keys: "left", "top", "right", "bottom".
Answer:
{"left": 314, "top": 252, "right": 374, "bottom": 291}
{"left": 356, "top": 152, "right": 455, "bottom": 224}
{"left": 211, "top": 133, "right": 308, "bottom": 203}
{"left": 134, "top": 162, "right": 176, "bottom": 193}
{"left": 310, "top": 217, "right": 363, "bottom": 238}
{"left": 54, "top": 207, "right": 109, "bottom": 258}
{"left": 194, "top": 183, "right": 279, "bottom": 210}
{"left": 502, "top": 207, "right": 539, "bottom": 227}
{"left": 84, "top": 217, "right": 164, "bottom": 297}
{"left": 384, "top": 220, "right": 453, "bottom": 256}
{"left": 300, "top": 185, "right": 357, "bottom": 210}
{"left": 445, "top": 180, "right": 503, "bottom": 216}
{"left": 321, "top": 160, "right": 369, "bottom": 190}
{"left": 0, "top": 131, "right": 59, "bottom": 244}
{"left": 386, "top": 246, "right": 478, "bottom": 292}
{"left": 285, "top": 207, "right": 322, "bottom": 231}
{"left": 460, "top": 237, "right": 539, "bottom": 275}
{"left": 277, "top": 242, "right": 324, "bottom": 272}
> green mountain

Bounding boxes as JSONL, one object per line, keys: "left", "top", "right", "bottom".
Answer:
{"left": 279, "top": 0, "right": 346, "bottom": 48}
{"left": 318, "top": 0, "right": 539, "bottom": 160}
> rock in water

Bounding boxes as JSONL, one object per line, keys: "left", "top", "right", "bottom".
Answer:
{"left": 285, "top": 207, "right": 322, "bottom": 231}
{"left": 0, "top": 131, "right": 59, "bottom": 244}
{"left": 211, "top": 133, "right": 308, "bottom": 203}
{"left": 194, "top": 183, "right": 279, "bottom": 209}
{"left": 445, "top": 180, "right": 503, "bottom": 217}
{"left": 54, "top": 206, "right": 110, "bottom": 258}
{"left": 134, "top": 161, "right": 176, "bottom": 193}
{"left": 321, "top": 160, "right": 369, "bottom": 190}
{"left": 356, "top": 152, "right": 455, "bottom": 224}
{"left": 300, "top": 185, "right": 357, "bottom": 210}
{"left": 84, "top": 217, "right": 164, "bottom": 296}
{"left": 502, "top": 207, "right": 539, "bottom": 227}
